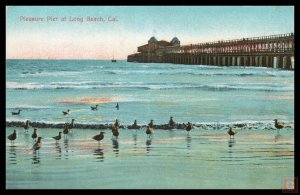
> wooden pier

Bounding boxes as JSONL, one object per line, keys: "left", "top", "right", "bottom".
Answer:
{"left": 127, "top": 33, "right": 294, "bottom": 70}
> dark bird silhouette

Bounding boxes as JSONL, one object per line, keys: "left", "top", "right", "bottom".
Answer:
{"left": 186, "top": 122, "right": 193, "bottom": 134}
{"left": 91, "top": 105, "right": 98, "bottom": 111}
{"left": 227, "top": 127, "right": 237, "bottom": 138}
{"left": 23, "top": 120, "right": 30, "bottom": 133}
{"left": 169, "top": 116, "right": 175, "bottom": 126}
{"left": 32, "top": 137, "right": 42, "bottom": 151}
{"left": 112, "top": 125, "right": 119, "bottom": 138}
{"left": 146, "top": 125, "right": 153, "bottom": 138}
{"left": 63, "top": 123, "right": 70, "bottom": 138}
{"left": 133, "top": 120, "right": 138, "bottom": 127}
{"left": 7, "top": 129, "right": 17, "bottom": 144}
{"left": 62, "top": 109, "right": 70, "bottom": 115}
{"left": 12, "top": 109, "right": 21, "bottom": 115}
{"left": 114, "top": 119, "right": 120, "bottom": 128}
{"left": 31, "top": 128, "right": 38, "bottom": 142}
{"left": 93, "top": 132, "right": 105, "bottom": 144}
{"left": 128, "top": 120, "right": 140, "bottom": 129}
{"left": 67, "top": 119, "right": 75, "bottom": 131}
{"left": 148, "top": 120, "right": 154, "bottom": 128}
{"left": 53, "top": 132, "right": 62, "bottom": 142}
{"left": 274, "top": 119, "right": 286, "bottom": 130}
{"left": 116, "top": 103, "right": 119, "bottom": 110}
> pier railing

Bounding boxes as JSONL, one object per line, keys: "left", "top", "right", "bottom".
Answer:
{"left": 127, "top": 33, "right": 294, "bottom": 69}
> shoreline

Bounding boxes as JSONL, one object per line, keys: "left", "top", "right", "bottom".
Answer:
{"left": 5, "top": 121, "right": 294, "bottom": 130}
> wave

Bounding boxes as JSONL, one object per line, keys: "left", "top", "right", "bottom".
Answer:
{"left": 6, "top": 81, "right": 293, "bottom": 92}
{"left": 5, "top": 119, "right": 294, "bottom": 130}
{"left": 20, "top": 70, "right": 93, "bottom": 77}
{"left": 7, "top": 105, "right": 52, "bottom": 110}
{"left": 147, "top": 83, "right": 293, "bottom": 92}
{"left": 161, "top": 71, "right": 291, "bottom": 77}
{"left": 6, "top": 82, "right": 41, "bottom": 90}
{"left": 105, "top": 69, "right": 291, "bottom": 78}
{"left": 190, "top": 84, "right": 293, "bottom": 92}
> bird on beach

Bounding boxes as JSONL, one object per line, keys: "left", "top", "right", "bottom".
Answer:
{"left": 114, "top": 119, "right": 120, "bottom": 128}
{"left": 67, "top": 119, "right": 75, "bottom": 131}
{"left": 23, "top": 120, "right": 30, "bottom": 133}
{"left": 116, "top": 103, "right": 119, "bottom": 110}
{"left": 7, "top": 129, "right": 17, "bottom": 144}
{"left": 91, "top": 105, "right": 98, "bottom": 111}
{"left": 53, "top": 132, "right": 62, "bottom": 142}
{"left": 112, "top": 125, "right": 119, "bottom": 138}
{"left": 63, "top": 123, "right": 70, "bottom": 138}
{"left": 186, "top": 122, "right": 193, "bottom": 134}
{"left": 93, "top": 132, "right": 105, "bottom": 144}
{"left": 133, "top": 120, "right": 138, "bottom": 127}
{"left": 32, "top": 137, "right": 43, "bottom": 151}
{"left": 148, "top": 119, "right": 154, "bottom": 128}
{"left": 12, "top": 109, "right": 21, "bottom": 115}
{"left": 168, "top": 116, "right": 175, "bottom": 127}
{"left": 274, "top": 119, "right": 287, "bottom": 142}
{"left": 274, "top": 119, "right": 286, "bottom": 130}
{"left": 62, "top": 109, "right": 70, "bottom": 115}
{"left": 227, "top": 127, "right": 237, "bottom": 138}
{"left": 128, "top": 120, "right": 140, "bottom": 129}
{"left": 146, "top": 125, "right": 153, "bottom": 138}
{"left": 31, "top": 128, "right": 38, "bottom": 142}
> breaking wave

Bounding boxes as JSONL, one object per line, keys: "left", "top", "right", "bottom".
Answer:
{"left": 6, "top": 81, "right": 293, "bottom": 92}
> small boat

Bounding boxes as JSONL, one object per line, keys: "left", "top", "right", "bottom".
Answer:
{"left": 112, "top": 51, "right": 117, "bottom": 62}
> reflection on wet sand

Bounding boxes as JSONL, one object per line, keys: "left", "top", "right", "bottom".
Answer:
{"left": 186, "top": 134, "right": 192, "bottom": 149}
{"left": 93, "top": 147, "right": 104, "bottom": 162}
{"left": 274, "top": 130, "right": 283, "bottom": 142}
{"left": 64, "top": 139, "right": 69, "bottom": 159}
{"left": 24, "top": 133, "right": 30, "bottom": 146}
{"left": 168, "top": 130, "right": 176, "bottom": 138}
{"left": 132, "top": 132, "right": 138, "bottom": 146}
{"left": 228, "top": 138, "right": 236, "bottom": 148}
{"left": 32, "top": 150, "right": 41, "bottom": 164}
{"left": 146, "top": 137, "right": 152, "bottom": 154}
{"left": 112, "top": 138, "right": 119, "bottom": 157}
{"left": 8, "top": 146, "right": 17, "bottom": 165}
{"left": 55, "top": 142, "right": 62, "bottom": 160}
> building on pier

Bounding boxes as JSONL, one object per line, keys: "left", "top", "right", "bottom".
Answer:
{"left": 127, "top": 36, "right": 181, "bottom": 63}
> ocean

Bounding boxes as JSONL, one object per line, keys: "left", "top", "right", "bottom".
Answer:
{"left": 6, "top": 59, "right": 294, "bottom": 189}
{"left": 6, "top": 59, "right": 294, "bottom": 125}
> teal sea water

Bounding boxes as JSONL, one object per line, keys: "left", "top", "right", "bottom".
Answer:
{"left": 6, "top": 60, "right": 294, "bottom": 189}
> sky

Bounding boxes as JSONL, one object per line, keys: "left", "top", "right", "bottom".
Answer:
{"left": 6, "top": 6, "right": 294, "bottom": 60}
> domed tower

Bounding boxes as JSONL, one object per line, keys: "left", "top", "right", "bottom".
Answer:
{"left": 171, "top": 37, "right": 180, "bottom": 46}
{"left": 148, "top": 36, "right": 158, "bottom": 44}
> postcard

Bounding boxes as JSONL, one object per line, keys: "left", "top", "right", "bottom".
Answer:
{"left": 6, "top": 6, "right": 295, "bottom": 190}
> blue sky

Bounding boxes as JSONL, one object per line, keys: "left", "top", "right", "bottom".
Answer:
{"left": 6, "top": 6, "right": 294, "bottom": 59}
